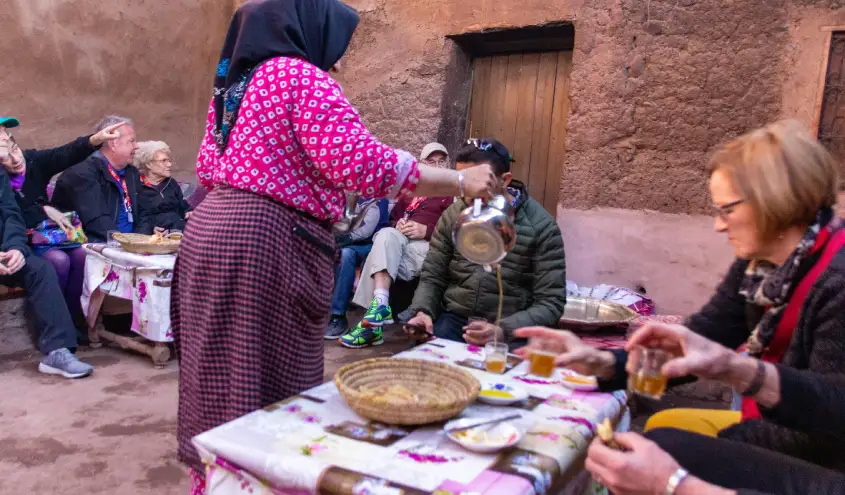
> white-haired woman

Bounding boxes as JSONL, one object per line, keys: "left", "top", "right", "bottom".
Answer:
{"left": 134, "top": 141, "right": 192, "bottom": 235}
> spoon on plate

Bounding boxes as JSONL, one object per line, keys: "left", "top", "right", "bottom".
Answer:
{"left": 445, "top": 413, "right": 522, "bottom": 434}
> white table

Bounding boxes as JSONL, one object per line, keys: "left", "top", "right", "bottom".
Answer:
{"left": 81, "top": 244, "right": 175, "bottom": 366}
{"left": 194, "top": 339, "right": 629, "bottom": 495}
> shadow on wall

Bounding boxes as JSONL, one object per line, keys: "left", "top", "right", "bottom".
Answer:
{"left": 557, "top": 206, "right": 735, "bottom": 316}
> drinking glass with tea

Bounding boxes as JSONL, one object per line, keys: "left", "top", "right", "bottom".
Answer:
{"left": 484, "top": 342, "right": 508, "bottom": 374}
{"left": 528, "top": 350, "right": 557, "bottom": 378}
{"left": 627, "top": 346, "right": 670, "bottom": 399}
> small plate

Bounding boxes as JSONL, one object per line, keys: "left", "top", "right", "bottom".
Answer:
{"left": 444, "top": 418, "right": 523, "bottom": 453}
{"left": 477, "top": 382, "right": 529, "bottom": 405}
{"left": 560, "top": 374, "right": 599, "bottom": 392}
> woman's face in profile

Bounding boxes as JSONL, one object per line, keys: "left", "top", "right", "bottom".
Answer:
{"left": 710, "top": 169, "right": 762, "bottom": 260}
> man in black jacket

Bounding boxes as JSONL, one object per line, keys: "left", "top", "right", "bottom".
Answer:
{"left": 0, "top": 143, "right": 93, "bottom": 378}
{"left": 0, "top": 116, "right": 123, "bottom": 228}
{"left": 52, "top": 116, "right": 141, "bottom": 243}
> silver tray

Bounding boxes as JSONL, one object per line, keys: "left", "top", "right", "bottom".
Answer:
{"left": 559, "top": 296, "right": 638, "bottom": 331}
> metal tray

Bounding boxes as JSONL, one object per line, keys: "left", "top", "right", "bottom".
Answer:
{"left": 559, "top": 296, "right": 638, "bottom": 331}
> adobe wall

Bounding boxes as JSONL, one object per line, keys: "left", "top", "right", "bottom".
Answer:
{"left": 337, "top": 0, "right": 845, "bottom": 314}
{"left": 3, "top": 0, "right": 844, "bottom": 314}
{"left": 0, "top": 0, "right": 232, "bottom": 181}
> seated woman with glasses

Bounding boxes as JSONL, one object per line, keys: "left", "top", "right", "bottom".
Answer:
{"left": 514, "top": 120, "right": 845, "bottom": 470}
{"left": 133, "top": 141, "right": 192, "bottom": 235}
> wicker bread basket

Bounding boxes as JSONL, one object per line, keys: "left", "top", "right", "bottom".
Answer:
{"left": 335, "top": 357, "right": 480, "bottom": 425}
{"left": 112, "top": 233, "right": 181, "bottom": 255}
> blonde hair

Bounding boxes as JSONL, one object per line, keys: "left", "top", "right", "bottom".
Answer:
{"left": 708, "top": 120, "right": 839, "bottom": 241}
{"left": 134, "top": 141, "right": 171, "bottom": 174}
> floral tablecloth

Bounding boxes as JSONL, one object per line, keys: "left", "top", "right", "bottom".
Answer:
{"left": 194, "top": 339, "right": 629, "bottom": 495}
{"left": 81, "top": 244, "right": 176, "bottom": 342}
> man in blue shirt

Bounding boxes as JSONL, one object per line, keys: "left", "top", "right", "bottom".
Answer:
{"left": 53, "top": 116, "right": 141, "bottom": 242}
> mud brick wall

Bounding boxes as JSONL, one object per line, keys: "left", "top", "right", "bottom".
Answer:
{"left": 338, "top": 0, "right": 844, "bottom": 214}
{"left": 0, "top": 0, "right": 233, "bottom": 181}
{"left": 3, "top": 0, "right": 843, "bottom": 212}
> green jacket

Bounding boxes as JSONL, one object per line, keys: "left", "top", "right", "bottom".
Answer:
{"left": 409, "top": 181, "right": 566, "bottom": 340}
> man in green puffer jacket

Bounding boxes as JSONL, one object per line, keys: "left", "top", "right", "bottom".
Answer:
{"left": 405, "top": 138, "right": 566, "bottom": 347}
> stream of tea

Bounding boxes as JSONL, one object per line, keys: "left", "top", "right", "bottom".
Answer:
{"left": 495, "top": 264, "right": 503, "bottom": 328}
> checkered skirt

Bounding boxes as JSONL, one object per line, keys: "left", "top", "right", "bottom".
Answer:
{"left": 172, "top": 186, "right": 335, "bottom": 472}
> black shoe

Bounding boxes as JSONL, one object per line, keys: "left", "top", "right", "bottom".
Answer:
{"left": 324, "top": 316, "right": 349, "bottom": 340}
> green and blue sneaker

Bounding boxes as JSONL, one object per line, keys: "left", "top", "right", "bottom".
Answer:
{"left": 339, "top": 322, "right": 384, "bottom": 348}
{"left": 360, "top": 298, "right": 393, "bottom": 327}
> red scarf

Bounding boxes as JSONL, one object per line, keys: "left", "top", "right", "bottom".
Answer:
{"left": 741, "top": 226, "right": 845, "bottom": 419}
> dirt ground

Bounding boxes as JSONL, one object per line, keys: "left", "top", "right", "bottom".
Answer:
{"left": 0, "top": 312, "right": 411, "bottom": 495}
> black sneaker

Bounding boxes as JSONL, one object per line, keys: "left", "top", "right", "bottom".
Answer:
{"left": 324, "top": 316, "right": 349, "bottom": 340}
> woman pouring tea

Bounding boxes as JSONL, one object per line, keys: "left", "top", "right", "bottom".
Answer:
{"left": 172, "top": 1, "right": 497, "bottom": 492}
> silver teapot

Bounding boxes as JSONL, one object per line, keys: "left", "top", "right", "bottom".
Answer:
{"left": 332, "top": 190, "right": 361, "bottom": 235}
{"left": 452, "top": 194, "right": 516, "bottom": 266}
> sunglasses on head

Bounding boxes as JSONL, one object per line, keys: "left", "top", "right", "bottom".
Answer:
{"left": 466, "top": 138, "right": 515, "bottom": 163}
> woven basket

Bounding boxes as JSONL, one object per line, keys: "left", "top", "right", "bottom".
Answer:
{"left": 335, "top": 358, "right": 480, "bottom": 425}
{"left": 112, "top": 233, "right": 180, "bottom": 255}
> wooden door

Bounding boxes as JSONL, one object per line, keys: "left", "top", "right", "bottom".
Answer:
{"left": 819, "top": 32, "right": 845, "bottom": 160}
{"left": 466, "top": 51, "right": 573, "bottom": 213}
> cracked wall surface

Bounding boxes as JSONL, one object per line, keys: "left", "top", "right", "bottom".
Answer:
{"left": 338, "top": 0, "right": 844, "bottom": 214}
{"left": 2, "top": 0, "right": 842, "bottom": 212}
{"left": 0, "top": 0, "right": 231, "bottom": 181}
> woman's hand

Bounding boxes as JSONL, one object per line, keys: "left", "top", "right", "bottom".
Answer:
{"left": 461, "top": 164, "right": 496, "bottom": 199}
{"left": 513, "top": 327, "right": 617, "bottom": 379}
{"left": 43, "top": 205, "right": 73, "bottom": 234}
{"left": 89, "top": 122, "right": 125, "bottom": 147}
{"left": 586, "top": 433, "right": 681, "bottom": 495}
{"left": 626, "top": 323, "right": 736, "bottom": 381}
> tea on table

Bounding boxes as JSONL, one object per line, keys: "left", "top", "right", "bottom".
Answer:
{"left": 484, "top": 342, "right": 508, "bottom": 374}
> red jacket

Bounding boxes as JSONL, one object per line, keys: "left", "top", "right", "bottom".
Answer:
{"left": 389, "top": 196, "right": 453, "bottom": 241}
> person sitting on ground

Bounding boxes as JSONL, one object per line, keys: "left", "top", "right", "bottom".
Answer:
{"left": 133, "top": 141, "right": 192, "bottom": 235}
{"left": 52, "top": 116, "right": 140, "bottom": 243}
{"left": 0, "top": 116, "right": 123, "bottom": 323}
{"left": 0, "top": 164, "right": 93, "bottom": 378}
{"left": 341, "top": 142, "right": 453, "bottom": 348}
{"left": 403, "top": 138, "right": 567, "bottom": 348}
{"left": 509, "top": 121, "right": 845, "bottom": 469}
{"left": 570, "top": 323, "right": 845, "bottom": 495}
{"left": 324, "top": 197, "right": 390, "bottom": 339}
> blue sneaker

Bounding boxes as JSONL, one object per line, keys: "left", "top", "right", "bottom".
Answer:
{"left": 360, "top": 298, "right": 393, "bottom": 328}
{"left": 39, "top": 348, "right": 93, "bottom": 379}
{"left": 339, "top": 322, "right": 384, "bottom": 349}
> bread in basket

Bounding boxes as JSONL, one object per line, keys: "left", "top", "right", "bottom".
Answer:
{"left": 334, "top": 357, "right": 480, "bottom": 425}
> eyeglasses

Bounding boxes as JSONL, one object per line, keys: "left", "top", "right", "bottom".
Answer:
{"left": 466, "top": 138, "right": 515, "bottom": 163}
{"left": 712, "top": 199, "right": 744, "bottom": 219}
{"left": 424, "top": 157, "right": 448, "bottom": 167}
{"left": 152, "top": 158, "right": 172, "bottom": 164}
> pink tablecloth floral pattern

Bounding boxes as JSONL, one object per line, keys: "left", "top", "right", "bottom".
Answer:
{"left": 81, "top": 245, "right": 176, "bottom": 342}
{"left": 194, "top": 339, "right": 629, "bottom": 495}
